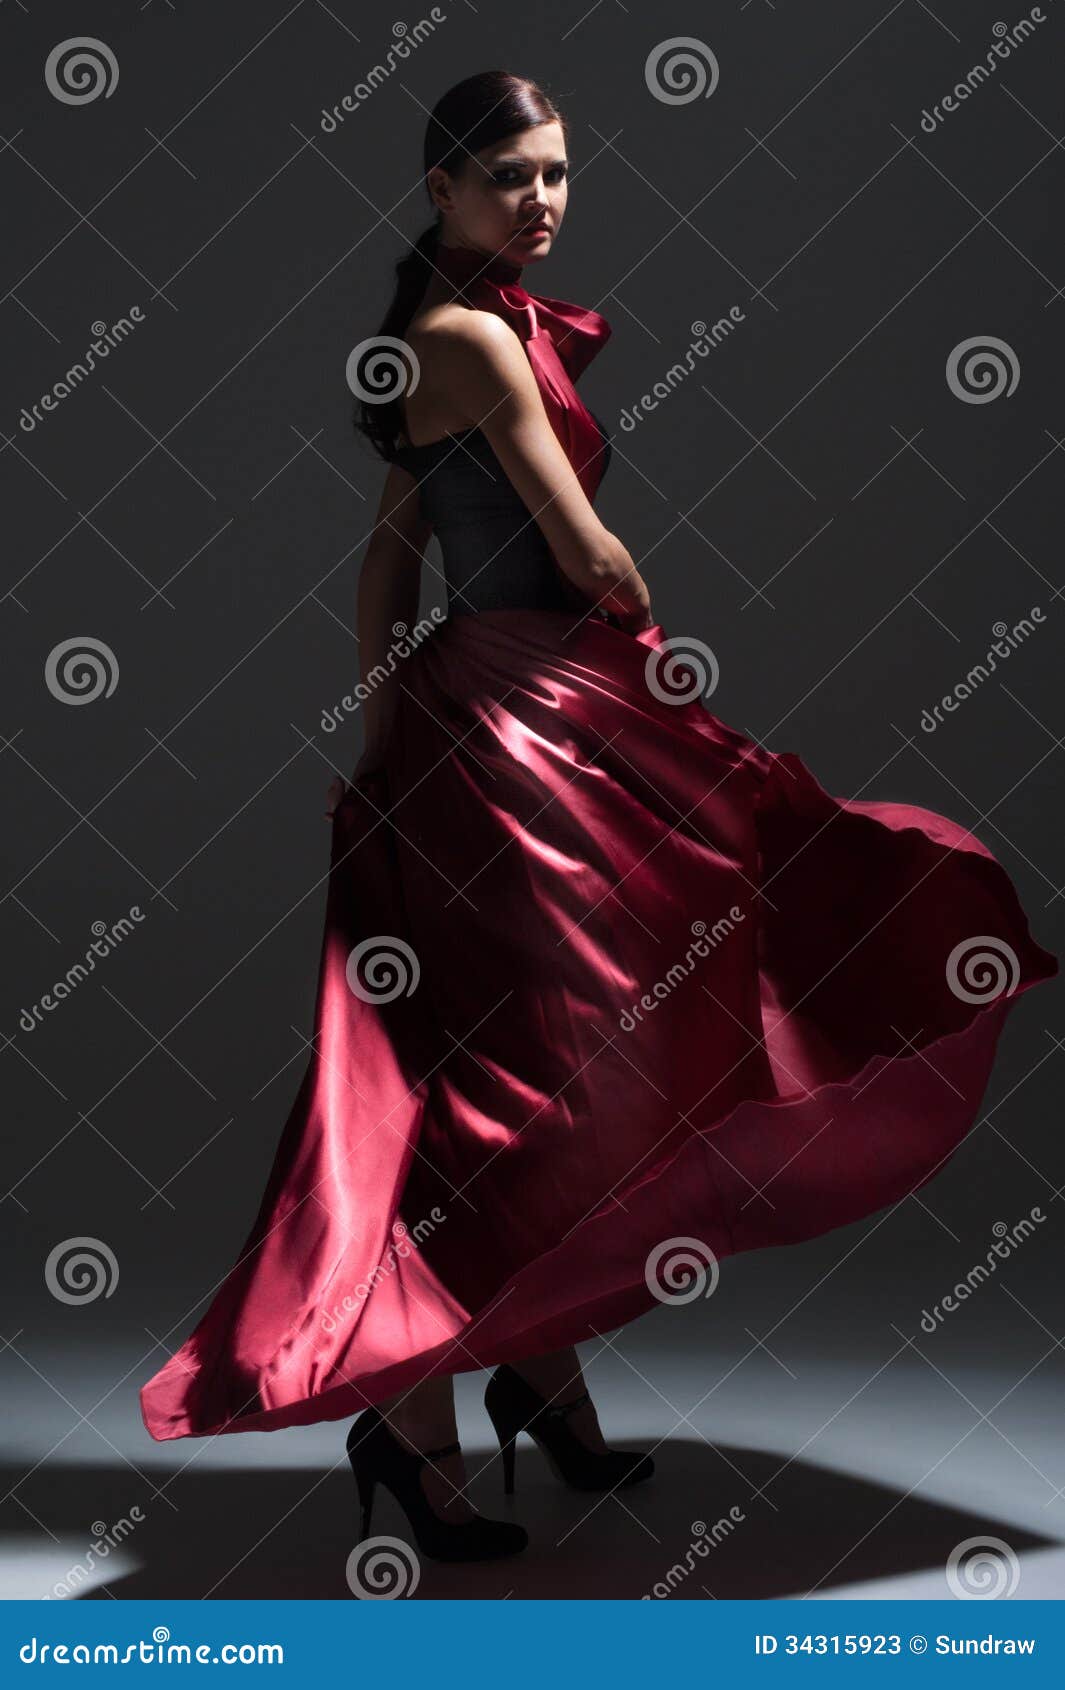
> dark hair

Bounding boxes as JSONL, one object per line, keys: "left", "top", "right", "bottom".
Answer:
{"left": 351, "top": 70, "right": 567, "bottom": 462}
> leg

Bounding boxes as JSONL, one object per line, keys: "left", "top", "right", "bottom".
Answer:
{"left": 373, "top": 1375, "right": 477, "bottom": 1520}
{"left": 508, "top": 1343, "right": 609, "bottom": 1453}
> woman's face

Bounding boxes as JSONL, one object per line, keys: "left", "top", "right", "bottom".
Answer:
{"left": 433, "top": 120, "right": 569, "bottom": 267}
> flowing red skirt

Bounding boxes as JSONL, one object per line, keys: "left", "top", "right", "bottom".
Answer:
{"left": 140, "top": 610, "right": 1057, "bottom": 1440}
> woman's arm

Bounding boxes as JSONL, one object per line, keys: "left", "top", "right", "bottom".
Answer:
{"left": 431, "top": 310, "right": 652, "bottom": 630}
{"left": 325, "top": 463, "right": 432, "bottom": 816}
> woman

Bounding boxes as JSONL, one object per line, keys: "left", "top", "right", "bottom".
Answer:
{"left": 140, "top": 71, "right": 1057, "bottom": 1567}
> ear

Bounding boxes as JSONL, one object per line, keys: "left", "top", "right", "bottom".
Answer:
{"left": 426, "top": 165, "right": 454, "bottom": 215}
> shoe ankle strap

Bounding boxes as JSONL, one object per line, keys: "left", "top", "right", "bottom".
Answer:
{"left": 420, "top": 1439, "right": 461, "bottom": 1462}
{"left": 541, "top": 1389, "right": 591, "bottom": 1421}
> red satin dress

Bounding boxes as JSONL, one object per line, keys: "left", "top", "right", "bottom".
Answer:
{"left": 141, "top": 244, "right": 1057, "bottom": 1441}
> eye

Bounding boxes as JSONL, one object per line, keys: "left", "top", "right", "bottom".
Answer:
{"left": 491, "top": 164, "right": 568, "bottom": 186}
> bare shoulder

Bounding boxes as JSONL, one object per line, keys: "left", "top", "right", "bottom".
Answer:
{"left": 408, "top": 302, "right": 525, "bottom": 378}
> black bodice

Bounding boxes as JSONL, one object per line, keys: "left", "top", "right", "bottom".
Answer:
{"left": 391, "top": 416, "right": 613, "bottom": 617}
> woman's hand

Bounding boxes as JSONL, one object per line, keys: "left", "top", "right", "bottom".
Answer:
{"left": 324, "top": 746, "right": 386, "bottom": 819}
{"left": 618, "top": 603, "right": 654, "bottom": 634}
{"left": 605, "top": 602, "right": 654, "bottom": 635}
{"left": 596, "top": 563, "right": 653, "bottom": 636}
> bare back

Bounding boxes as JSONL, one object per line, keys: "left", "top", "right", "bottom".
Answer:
{"left": 398, "top": 286, "right": 484, "bottom": 447}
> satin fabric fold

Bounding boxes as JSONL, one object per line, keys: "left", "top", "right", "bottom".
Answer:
{"left": 140, "top": 247, "right": 1057, "bottom": 1442}
{"left": 430, "top": 241, "right": 613, "bottom": 383}
{"left": 140, "top": 607, "right": 1056, "bottom": 1440}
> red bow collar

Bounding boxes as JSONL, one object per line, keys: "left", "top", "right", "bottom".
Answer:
{"left": 430, "top": 242, "right": 612, "bottom": 383}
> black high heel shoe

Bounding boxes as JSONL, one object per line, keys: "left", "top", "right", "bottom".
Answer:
{"left": 484, "top": 1364, "right": 655, "bottom": 1494}
{"left": 345, "top": 1406, "right": 529, "bottom": 1563}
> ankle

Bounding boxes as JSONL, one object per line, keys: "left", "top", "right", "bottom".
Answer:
{"left": 509, "top": 1353, "right": 588, "bottom": 1408}
{"left": 386, "top": 1411, "right": 459, "bottom": 1458}
{"left": 375, "top": 1379, "right": 460, "bottom": 1458}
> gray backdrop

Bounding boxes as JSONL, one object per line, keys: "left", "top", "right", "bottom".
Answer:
{"left": 2, "top": 0, "right": 1062, "bottom": 1600}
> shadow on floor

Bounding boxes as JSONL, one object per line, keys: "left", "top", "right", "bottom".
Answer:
{"left": 4, "top": 1440, "right": 1051, "bottom": 1600}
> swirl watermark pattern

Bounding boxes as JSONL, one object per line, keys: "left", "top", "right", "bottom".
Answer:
{"left": 919, "top": 1207, "right": 1045, "bottom": 1333}
{"left": 345, "top": 1535, "right": 421, "bottom": 1598}
{"left": 18, "top": 907, "right": 146, "bottom": 1035}
{"left": 43, "top": 1509, "right": 146, "bottom": 1599}
{"left": 345, "top": 936, "right": 420, "bottom": 1003}
{"left": 321, "top": 612, "right": 445, "bottom": 733}
{"left": 645, "top": 37, "right": 720, "bottom": 105}
{"left": 919, "top": 10, "right": 1049, "bottom": 133}
{"left": 645, "top": 636, "right": 720, "bottom": 705}
{"left": 620, "top": 911, "right": 745, "bottom": 1032}
{"left": 45, "top": 1237, "right": 119, "bottom": 1305}
{"left": 919, "top": 609, "right": 1045, "bottom": 732}
{"left": 946, "top": 336, "right": 1020, "bottom": 404}
{"left": 345, "top": 336, "right": 421, "bottom": 405}
{"left": 946, "top": 936, "right": 1020, "bottom": 1004}
{"left": 321, "top": 1210, "right": 445, "bottom": 1330}
{"left": 642, "top": 1510, "right": 746, "bottom": 1597}
{"left": 45, "top": 37, "right": 119, "bottom": 104}
{"left": 319, "top": 10, "right": 447, "bottom": 132}
{"left": 645, "top": 1236, "right": 719, "bottom": 1304}
{"left": 618, "top": 310, "right": 746, "bottom": 433}
{"left": 946, "top": 1535, "right": 1021, "bottom": 1599}
{"left": 45, "top": 637, "right": 119, "bottom": 705}
{"left": 18, "top": 310, "right": 146, "bottom": 434}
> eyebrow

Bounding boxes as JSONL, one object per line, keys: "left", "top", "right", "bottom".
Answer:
{"left": 490, "top": 155, "right": 568, "bottom": 167}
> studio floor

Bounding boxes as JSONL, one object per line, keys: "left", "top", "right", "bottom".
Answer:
{"left": 3, "top": 1323, "right": 1062, "bottom": 1601}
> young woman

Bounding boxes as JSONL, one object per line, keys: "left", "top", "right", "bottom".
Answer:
{"left": 140, "top": 71, "right": 1057, "bottom": 1567}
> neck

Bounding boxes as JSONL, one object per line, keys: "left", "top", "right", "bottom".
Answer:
{"left": 435, "top": 240, "right": 524, "bottom": 288}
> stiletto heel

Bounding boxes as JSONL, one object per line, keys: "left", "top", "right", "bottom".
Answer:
{"left": 500, "top": 1434, "right": 516, "bottom": 1495}
{"left": 353, "top": 1465, "right": 376, "bottom": 1536}
{"left": 485, "top": 1364, "right": 654, "bottom": 1493}
{"left": 345, "top": 1406, "right": 528, "bottom": 1563}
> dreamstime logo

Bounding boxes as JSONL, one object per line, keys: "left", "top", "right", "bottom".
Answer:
{"left": 345, "top": 936, "right": 420, "bottom": 1003}
{"left": 645, "top": 636, "right": 720, "bottom": 705}
{"left": 946, "top": 1535, "right": 1021, "bottom": 1599}
{"left": 946, "top": 336, "right": 1020, "bottom": 404}
{"left": 319, "top": 10, "right": 447, "bottom": 132}
{"left": 645, "top": 1237, "right": 719, "bottom": 1304}
{"left": 345, "top": 336, "right": 421, "bottom": 405}
{"left": 645, "top": 37, "right": 720, "bottom": 105}
{"left": 345, "top": 1535, "right": 421, "bottom": 1598}
{"left": 620, "top": 912, "right": 745, "bottom": 1032}
{"left": 43, "top": 1509, "right": 146, "bottom": 1599}
{"left": 45, "top": 637, "right": 119, "bottom": 704}
{"left": 321, "top": 612, "right": 445, "bottom": 733}
{"left": 18, "top": 907, "right": 146, "bottom": 1034}
{"left": 618, "top": 311, "right": 746, "bottom": 433}
{"left": 919, "top": 609, "right": 1045, "bottom": 732}
{"left": 321, "top": 1210, "right": 446, "bottom": 1330}
{"left": 919, "top": 10, "right": 1049, "bottom": 133}
{"left": 45, "top": 37, "right": 119, "bottom": 104}
{"left": 45, "top": 1237, "right": 119, "bottom": 1305}
{"left": 19, "top": 1629, "right": 284, "bottom": 1665}
{"left": 19, "top": 310, "right": 146, "bottom": 433}
{"left": 946, "top": 936, "right": 1020, "bottom": 1004}
{"left": 918, "top": 1207, "right": 1045, "bottom": 1333}
{"left": 641, "top": 1511, "right": 746, "bottom": 1597}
